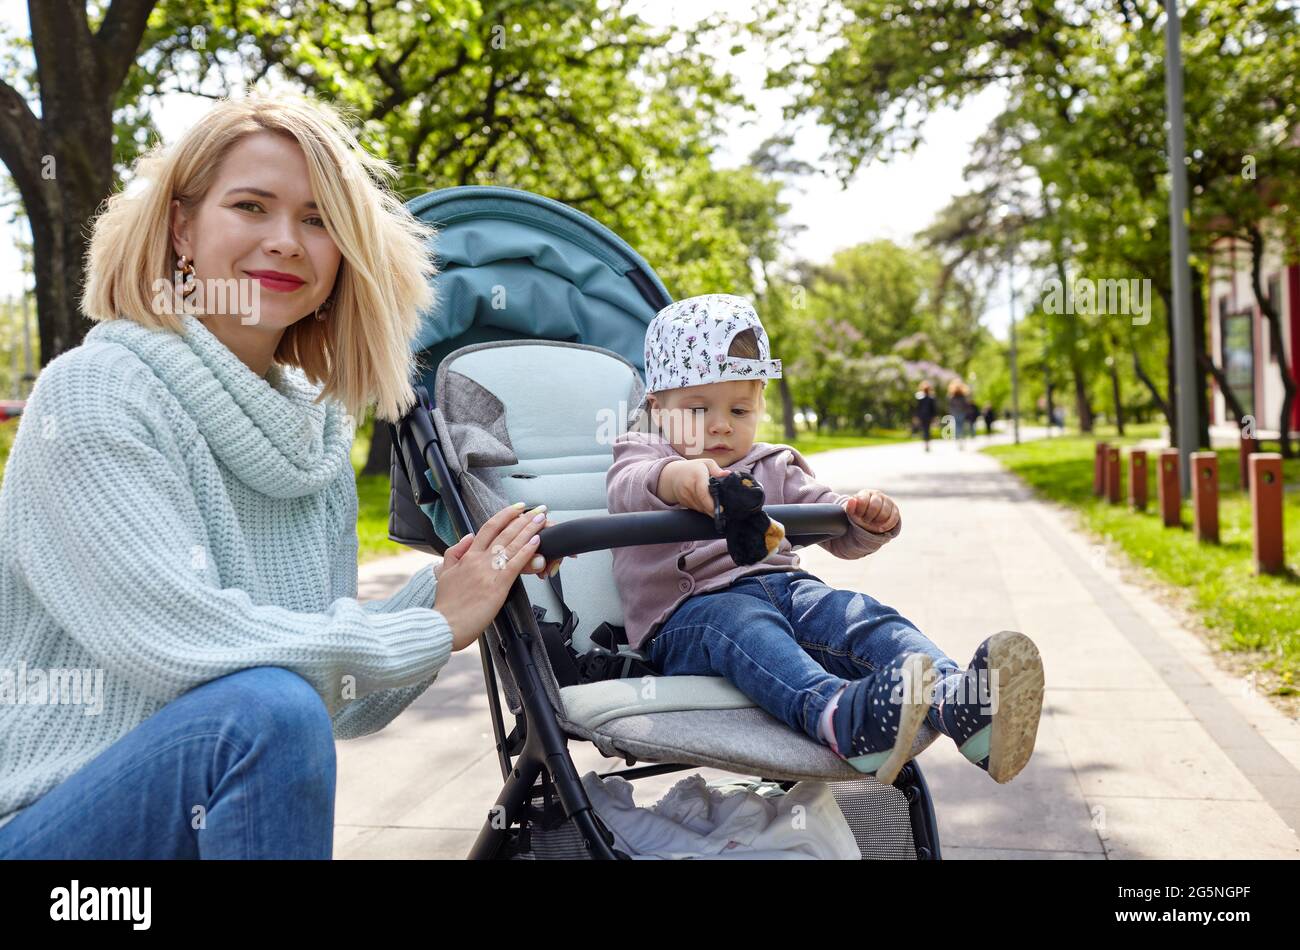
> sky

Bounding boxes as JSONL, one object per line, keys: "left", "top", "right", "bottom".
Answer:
{"left": 0, "top": 0, "right": 1018, "bottom": 333}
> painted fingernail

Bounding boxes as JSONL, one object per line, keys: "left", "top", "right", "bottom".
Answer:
{"left": 527, "top": 504, "right": 547, "bottom": 516}
{"left": 532, "top": 512, "right": 545, "bottom": 523}
{"left": 528, "top": 535, "right": 540, "bottom": 544}
{"left": 530, "top": 554, "right": 545, "bottom": 570}
{"left": 511, "top": 501, "right": 526, "bottom": 509}
{"left": 548, "top": 563, "right": 561, "bottom": 577}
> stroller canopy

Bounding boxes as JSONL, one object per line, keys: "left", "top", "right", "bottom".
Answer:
{"left": 405, "top": 186, "right": 672, "bottom": 397}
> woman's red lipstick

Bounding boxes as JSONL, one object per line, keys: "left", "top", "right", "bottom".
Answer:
{"left": 245, "top": 270, "right": 305, "bottom": 292}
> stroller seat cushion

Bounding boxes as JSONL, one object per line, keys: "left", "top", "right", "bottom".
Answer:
{"left": 559, "top": 675, "right": 754, "bottom": 729}
{"left": 560, "top": 676, "right": 940, "bottom": 783}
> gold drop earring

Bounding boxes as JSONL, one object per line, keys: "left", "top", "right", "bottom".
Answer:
{"left": 175, "top": 254, "right": 197, "bottom": 304}
{"left": 313, "top": 294, "right": 334, "bottom": 322}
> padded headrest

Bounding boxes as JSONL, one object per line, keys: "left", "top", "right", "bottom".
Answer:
{"left": 434, "top": 340, "right": 645, "bottom": 652}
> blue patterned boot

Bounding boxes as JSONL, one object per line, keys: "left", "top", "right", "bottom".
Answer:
{"left": 831, "top": 653, "right": 934, "bottom": 784}
{"left": 935, "top": 631, "right": 1044, "bottom": 783}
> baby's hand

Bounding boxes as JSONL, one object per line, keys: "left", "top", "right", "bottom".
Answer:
{"left": 660, "top": 458, "right": 730, "bottom": 514}
{"left": 846, "top": 488, "right": 899, "bottom": 533}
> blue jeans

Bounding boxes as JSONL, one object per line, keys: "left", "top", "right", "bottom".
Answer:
{"left": 647, "top": 571, "right": 960, "bottom": 742}
{"left": 0, "top": 667, "right": 337, "bottom": 859}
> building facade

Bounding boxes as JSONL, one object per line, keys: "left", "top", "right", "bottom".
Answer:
{"left": 1207, "top": 232, "right": 1300, "bottom": 438}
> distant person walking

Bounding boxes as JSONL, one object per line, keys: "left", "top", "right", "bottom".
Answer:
{"left": 947, "top": 379, "right": 972, "bottom": 450}
{"left": 913, "top": 380, "right": 938, "bottom": 452}
{"left": 982, "top": 404, "right": 996, "bottom": 435}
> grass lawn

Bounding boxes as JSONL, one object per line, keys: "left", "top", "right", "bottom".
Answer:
{"left": 755, "top": 422, "right": 914, "bottom": 456}
{"left": 984, "top": 427, "right": 1300, "bottom": 698}
{"left": 0, "top": 418, "right": 17, "bottom": 490}
{"left": 351, "top": 426, "right": 412, "bottom": 563}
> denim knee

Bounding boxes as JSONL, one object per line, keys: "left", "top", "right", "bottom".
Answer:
{"left": 212, "top": 667, "right": 335, "bottom": 762}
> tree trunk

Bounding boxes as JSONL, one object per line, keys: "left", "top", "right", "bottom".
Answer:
{"left": 30, "top": 186, "right": 107, "bottom": 363}
{"left": 1131, "top": 343, "right": 1170, "bottom": 422}
{"left": 362, "top": 415, "right": 393, "bottom": 476}
{"left": 1052, "top": 252, "right": 1093, "bottom": 432}
{"left": 1044, "top": 369, "right": 1054, "bottom": 429}
{"left": 1189, "top": 267, "right": 1214, "bottom": 448}
{"left": 1246, "top": 225, "right": 1296, "bottom": 457}
{"left": 1108, "top": 333, "right": 1125, "bottom": 436}
{"left": 0, "top": 1, "right": 156, "bottom": 364}
{"left": 1109, "top": 365, "right": 1124, "bottom": 435}
{"left": 1070, "top": 353, "right": 1094, "bottom": 432}
{"left": 779, "top": 376, "right": 797, "bottom": 442}
{"left": 1161, "top": 287, "right": 1179, "bottom": 447}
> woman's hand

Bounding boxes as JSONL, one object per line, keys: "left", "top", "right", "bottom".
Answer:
{"left": 516, "top": 516, "right": 577, "bottom": 580}
{"left": 433, "top": 503, "right": 549, "bottom": 651}
{"left": 438, "top": 513, "right": 573, "bottom": 585}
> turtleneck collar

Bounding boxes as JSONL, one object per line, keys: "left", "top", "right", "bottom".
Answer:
{"left": 86, "top": 315, "right": 355, "bottom": 498}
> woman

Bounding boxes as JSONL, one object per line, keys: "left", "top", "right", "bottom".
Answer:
{"left": 913, "top": 380, "right": 937, "bottom": 453}
{"left": 0, "top": 94, "right": 558, "bottom": 858}
{"left": 947, "top": 379, "right": 971, "bottom": 450}
{"left": 965, "top": 394, "right": 981, "bottom": 441}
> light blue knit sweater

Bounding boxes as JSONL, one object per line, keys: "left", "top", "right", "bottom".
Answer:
{"left": 0, "top": 314, "right": 453, "bottom": 830}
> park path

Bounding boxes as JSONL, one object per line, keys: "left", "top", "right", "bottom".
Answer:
{"left": 336, "top": 427, "right": 1300, "bottom": 859}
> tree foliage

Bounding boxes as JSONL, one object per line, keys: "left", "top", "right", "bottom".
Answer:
{"left": 763, "top": 0, "right": 1300, "bottom": 448}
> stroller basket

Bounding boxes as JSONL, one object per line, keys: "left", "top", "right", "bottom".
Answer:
{"left": 504, "top": 768, "right": 932, "bottom": 860}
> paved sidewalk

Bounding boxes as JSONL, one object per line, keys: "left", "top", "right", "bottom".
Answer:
{"left": 338, "top": 430, "right": 1300, "bottom": 859}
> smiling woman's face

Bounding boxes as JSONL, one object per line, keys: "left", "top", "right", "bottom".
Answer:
{"left": 169, "top": 131, "right": 342, "bottom": 334}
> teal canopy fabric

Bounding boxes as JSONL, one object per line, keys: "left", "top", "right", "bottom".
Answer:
{"left": 405, "top": 187, "right": 672, "bottom": 397}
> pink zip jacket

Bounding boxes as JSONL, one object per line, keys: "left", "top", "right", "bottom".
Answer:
{"left": 606, "top": 430, "right": 901, "bottom": 650}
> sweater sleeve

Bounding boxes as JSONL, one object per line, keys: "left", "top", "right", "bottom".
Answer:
{"left": 9, "top": 365, "right": 454, "bottom": 720}
{"left": 328, "top": 471, "right": 441, "bottom": 614}
{"left": 774, "top": 448, "right": 901, "bottom": 559}
{"left": 325, "top": 480, "right": 443, "bottom": 739}
{"left": 605, "top": 432, "right": 681, "bottom": 514}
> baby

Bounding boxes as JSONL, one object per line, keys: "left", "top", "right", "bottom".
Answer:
{"left": 607, "top": 294, "right": 1045, "bottom": 784}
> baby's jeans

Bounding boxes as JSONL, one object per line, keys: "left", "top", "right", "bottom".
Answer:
{"left": 646, "top": 570, "right": 961, "bottom": 742}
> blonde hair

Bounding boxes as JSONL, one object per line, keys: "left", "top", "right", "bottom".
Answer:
{"left": 81, "top": 92, "right": 437, "bottom": 423}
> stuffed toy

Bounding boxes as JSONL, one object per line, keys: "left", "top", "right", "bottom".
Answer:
{"left": 707, "top": 470, "right": 786, "bottom": 566}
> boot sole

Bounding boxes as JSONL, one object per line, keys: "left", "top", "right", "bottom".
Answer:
{"left": 858, "top": 654, "right": 933, "bottom": 785}
{"left": 985, "top": 631, "right": 1045, "bottom": 784}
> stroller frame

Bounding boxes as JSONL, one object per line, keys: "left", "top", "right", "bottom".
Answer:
{"left": 391, "top": 389, "right": 944, "bottom": 861}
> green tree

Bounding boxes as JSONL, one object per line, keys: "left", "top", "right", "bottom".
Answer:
{"left": 789, "top": 238, "right": 980, "bottom": 430}
{"left": 762, "top": 0, "right": 1300, "bottom": 449}
{"left": 0, "top": 0, "right": 156, "bottom": 365}
{"left": 0, "top": 0, "right": 747, "bottom": 366}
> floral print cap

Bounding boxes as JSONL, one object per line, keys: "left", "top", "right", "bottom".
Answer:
{"left": 644, "top": 294, "right": 783, "bottom": 394}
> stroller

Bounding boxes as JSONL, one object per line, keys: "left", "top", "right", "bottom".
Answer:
{"left": 387, "top": 186, "right": 943, "bottom": 859}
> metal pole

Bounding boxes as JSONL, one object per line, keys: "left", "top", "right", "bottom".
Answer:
{"left": 1008, "top": 247, "right": 1021, "bottom": 444}
{"left": 1164, "top": 0, "right": 1199, "bottom": 495}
